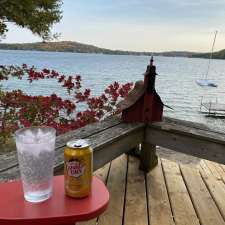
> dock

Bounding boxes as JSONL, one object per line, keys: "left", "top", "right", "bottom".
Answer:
{"left": 200, "top": 98, "right": 225, "bottom": 117}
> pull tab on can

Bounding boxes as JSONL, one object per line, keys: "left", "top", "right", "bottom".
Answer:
{"left": 67, "top": 139, "right": 89, "bottom": 149}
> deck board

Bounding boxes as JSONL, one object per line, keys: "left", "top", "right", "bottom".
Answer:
{"left": 147, "top": 159, "right": 175, "bottom": 225}
{"left": 213, "top": 163, "right": 225, "bottom": 184}
{"left": 180, "top": 165, "right": 225, "bottom": 225}
{"left": 202, "top": 175, "right": 225, "bottom": 221}
{"left": 98, "top": 154, "right": 127, "bottom": 225}
{"left": 124, "top": 156, "right": 148, "bottom": 225}
{"left": 77, "top": 163, "right": 111, "bottom": 225}
{"left": 220, "top": 164, "right": 225, "bottom": 172}
{"left": 162, "top": 159, "right": 200, "bottom": 225}
{"left": 198, "top": 160, "right": 213, "bottom": 178}
{"left": 76, "top": 154, "right": 225, "bottom": 225}
{"left": 203, "top": 160, "right": 222, "bottom": 180}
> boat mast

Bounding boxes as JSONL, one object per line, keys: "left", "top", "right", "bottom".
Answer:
{"left": 205, "top": 30, "right": 218, "bottom": 79}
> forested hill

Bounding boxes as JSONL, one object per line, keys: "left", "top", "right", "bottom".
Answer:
{"left": 0, "top": 41, "right": 224, "bottom": 59}
{"left": 0, "top": 41, "right": 149, "bottom": 55}
{"left": 192, "top": 49, "right": 225, "bottom": 60}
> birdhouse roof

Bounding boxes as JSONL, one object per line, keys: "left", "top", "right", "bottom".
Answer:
{"left": 117, "top": 80, "right": 145, "bottom": 111}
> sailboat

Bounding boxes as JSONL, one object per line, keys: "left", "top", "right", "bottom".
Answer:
{"left": 196, "top": 31, "right": 218, "bottom": 87}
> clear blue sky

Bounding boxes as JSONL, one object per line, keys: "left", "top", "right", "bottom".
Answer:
{"left": 3, "top": 0, "right": 225, "bottom": 52}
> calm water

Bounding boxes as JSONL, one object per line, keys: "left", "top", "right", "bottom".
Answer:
{"left": 1, "top": 50, "right": 225, "bottom": 132}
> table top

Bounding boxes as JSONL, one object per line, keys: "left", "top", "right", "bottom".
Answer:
{"left": 0, "top": 176, "right": 109, "bottom": 225}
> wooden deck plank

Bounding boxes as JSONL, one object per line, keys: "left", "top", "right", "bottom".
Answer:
{"left": 207, "top": 161, "right": 225, "bottom": 183}
{"left": 98, "top": 154, "right": 127, "bottom": 225}
{"left": 77, "top": 163, "right": 111, "bottom": 225}
{"left": 147, "top": 159, "right": 175, "bottom": 225}
{"left": 198, "top": 160, "right": 213, "bottom": 178}
{"left": 180, "top": 165, "right": 225, "bottom": 225}
{"left": 124, "top": 156, "right": 148, "bottom": 225}
{"left": 220, "top": 164, "right": 225, "bottom": 172}
{"left": 202, "top": 175, "right": 225, "bottom": 221}
{"left": 215, "top": 164, "right": 225, "bottom": 183}
{"left": 162, "top": 159, "right": 200, "bottom": 225}
{"left": 203, "top": 160, "right": 222, "bottom": 180}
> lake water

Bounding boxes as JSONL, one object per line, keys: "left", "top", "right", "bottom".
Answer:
{"left": 1, "top": 50, "right": 225, "bottom": 132}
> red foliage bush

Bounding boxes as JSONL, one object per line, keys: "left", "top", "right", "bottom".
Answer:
{"left": 0, "top": 65, "right": 133, "bottom": 142}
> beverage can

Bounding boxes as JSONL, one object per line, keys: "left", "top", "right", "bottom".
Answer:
{"left": 64, "top": 139, "right": 93, "bottom": 198}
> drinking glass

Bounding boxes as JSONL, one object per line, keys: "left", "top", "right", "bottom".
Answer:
{"left": 15, "top": 126, "right": 56, "bottom": 203}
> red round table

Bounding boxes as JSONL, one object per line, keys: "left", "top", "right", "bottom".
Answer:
{"left": 0, "top": 176, "right": 109, "bottom": 225}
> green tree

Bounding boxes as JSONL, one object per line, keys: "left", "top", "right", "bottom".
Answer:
{"left": 0, "top": 0, "right": 62, "bottom": 40}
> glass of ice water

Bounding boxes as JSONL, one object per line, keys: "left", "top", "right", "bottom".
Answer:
{"left": 15, "top": 126, "right": 56, "bottom": 203}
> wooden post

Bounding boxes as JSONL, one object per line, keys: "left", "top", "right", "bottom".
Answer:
{"left": 140, "top": 127, "right": 158, "bottom": 172}
{"left": 127, "top": 145, "right": 141, "bottom": 157}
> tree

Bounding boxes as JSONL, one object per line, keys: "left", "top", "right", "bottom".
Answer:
{"left": 0, "top": 0, "right": 62, "bottom": 40}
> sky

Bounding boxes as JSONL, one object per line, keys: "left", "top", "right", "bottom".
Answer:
{"left": 3, "top": 0, "right": 225, "bottom": 52}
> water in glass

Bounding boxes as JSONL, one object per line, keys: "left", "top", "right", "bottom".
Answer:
{"left": 15, "top": 127, "right": 56, "bottom": 203}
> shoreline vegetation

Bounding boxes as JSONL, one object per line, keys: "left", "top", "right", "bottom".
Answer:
{"left": 0, "top": 41, "right": 225, "bottom": 59}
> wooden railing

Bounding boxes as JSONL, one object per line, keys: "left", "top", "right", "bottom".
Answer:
{"left": 146, "top": 117, "right": 225, "bottom": 165}
{"left": 0, "top": 116, "right": 144, "bottom": 181}
{"left": 1, "top": 115, "right": 225, "bottom": 181}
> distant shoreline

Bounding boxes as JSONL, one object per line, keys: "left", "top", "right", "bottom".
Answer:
{"left": 0, "top": 48, "right": 193, "bottom": 58}
{"left": 0, "top": 41, "right": 224, "bottom": 59}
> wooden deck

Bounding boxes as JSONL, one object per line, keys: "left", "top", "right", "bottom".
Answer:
{"left": 1, "top": 116, "right": 225, "bottom": 225}
{"left": 78, "top": 153, "right": 225, "bottom": 225}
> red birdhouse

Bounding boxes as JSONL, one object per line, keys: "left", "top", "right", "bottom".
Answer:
{"left": 117, "top": 57, "right": 164, "bottom": 123}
